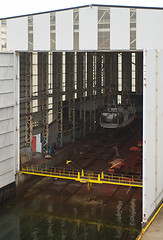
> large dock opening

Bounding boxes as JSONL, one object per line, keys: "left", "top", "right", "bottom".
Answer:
{"left": 19, "top": 51, "right": 143, "bottom": 238}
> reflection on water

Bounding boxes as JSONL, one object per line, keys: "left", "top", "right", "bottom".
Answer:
{"left": 0, "top": 182, "right": 141, "bottom": 240}
{"left": 130, "top": 199, "right": 136, "bottom": 226}
{"left": 116, "top": 201, "right": 123, "bottom": 224}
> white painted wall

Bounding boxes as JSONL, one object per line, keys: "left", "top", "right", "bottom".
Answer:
{"left": 0, "top": 53, "right": 18, "bottom": 188}
{"left": 56, "top": 10, "right": 73, "bottom": 50}
{"left": 7, "top": 18, "right": 28, "bottom": 51}
{"left": 137, "top": 10, "right": 163, "bottom": 50}
{"left": 35, "top": 134, "right": 42, "bottom": 153}
{"left": 143, "top": 50, "right": 163, "bottom": 222}
{"left": 33, "top": 13, "right": 50, "bottom": 50}
{"left": 79, "top": 7, "right": 98, "bottom": 50}
{"left": 157, "top": 51, "right": 163, "bottom": 206}
{"left": 110, "top": 8, "right": 130, "bottom": 50}
{"left": 0, "top": 21, "right": 1, "bottom": 51}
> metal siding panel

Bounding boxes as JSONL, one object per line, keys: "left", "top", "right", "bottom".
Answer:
{"left": 0, "top": 93, "right": 14, "bottom": 108}
{"left": 0, "top": 145, "right": 14, "bottom": 162}
{"left": 110, "top": 8, "right": 130, "bottom": 50}
{"left": 0, "top": 171, "right": 15, "bottom": 189}
{"left": 56, "top": 10, "right": 73, "bottom": 50}
{"left": 0, "top": 79, "right": 14, "bottom": 93}
{"left": 0, "top": 119, "right": 13, "bottom": 135}
{"left": 157, "top": 50, "right": 163, "bottom": 204}
{"left": 33, "top": 13, "right": 50, "bottom": 50}
{"left": 143, "top": 50, "right": 156, "bottom": 222}
{"left": 7, "top": 18, "right": 28, "bottom": 51}
{"left": 0, "top": 132, "right": 14, "bottom": 147}
{"left": 0, "top": 22, "right": 1, "bottom": 51}
{"left": 0, "top": 107, "right": 14, "bottom": 121}
{"left": 0, "top": 66, "right": 13, "bottom": 80}
{"left": 137, "top": 9, "right": 163, "bottom": 49}
{"left": 0, "top": 53, "right": 16, "bottom": 188}
{"left": 79, "top": 7, "right": 98, "bottom": 50}
{"left": 0, "top": 54, "right": 13, "bottom": 66}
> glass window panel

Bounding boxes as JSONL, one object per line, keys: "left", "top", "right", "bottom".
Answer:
{"left": 98, "top": 7, "right": 110, "bottom": 50}
{"left": 50, "top": 12, "right": 56, "bottom": 50}
{"left": 73, "top": 9, "right": 79, "bottom": 50}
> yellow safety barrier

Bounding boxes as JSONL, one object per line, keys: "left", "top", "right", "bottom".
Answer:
{"left": 137, "top": 203, "right": 163, "bottom": 239}
{"left": 20, "top": 166, "right": 142, "bottom": 188}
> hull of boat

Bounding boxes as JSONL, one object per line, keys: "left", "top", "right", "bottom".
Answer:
{"left": 100, "top": 115, "right": 135, "bottom": 129}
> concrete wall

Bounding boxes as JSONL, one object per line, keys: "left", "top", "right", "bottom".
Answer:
{"left": 0, "top": 52, "right": 19, "bottom": 189}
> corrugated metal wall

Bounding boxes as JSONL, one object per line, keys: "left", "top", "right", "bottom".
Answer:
{"left": 0, "top": 53, "right": 18, "bottom": 188}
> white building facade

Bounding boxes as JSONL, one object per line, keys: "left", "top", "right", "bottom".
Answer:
{"left": 0, "top": 5, "right": 163, "bottom": 224}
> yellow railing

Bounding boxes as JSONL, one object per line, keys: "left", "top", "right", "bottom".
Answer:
{"left": 20, "top": 166, "right": 142, "bottom": 188}
{"left": 137, "top": 203, "right": 163, "bottom": 239}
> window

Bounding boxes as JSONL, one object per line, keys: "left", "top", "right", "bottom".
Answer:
{"left": 98, "top": 7, "right": 110, "bottom": 50}
{"left": 130, "top": 9, "right": 136, "bottom": 50}
{"left": 73, "top": 9, "right": 79, "bottom": 50}
{"left": 32, "top": 52, "right": 38, "bottom": 112}
{"left": 48, "top": 52, "right": 53, "bottom": 123}
{"left": 118, "top": 53, "right": 122, "bottom": 92}
{"left": 1, "top": 20, "right": 7, "bottom": 51}
{"left": 131, "top": 53, "right": 136, "bottom": 92}
{"left": 62, "top": 52, "right": 66, "bottom": 101}
{"left": 28, "top": 16, "right": 33, "bottom": 51}
{"left": 50, "top": 13, "right": 56, "bottom": 50}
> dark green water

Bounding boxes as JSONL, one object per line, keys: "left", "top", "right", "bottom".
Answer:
{"left": 0, "top": 178, "right": 141, "bottom": 240}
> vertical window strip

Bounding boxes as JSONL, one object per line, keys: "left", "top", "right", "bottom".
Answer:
{"left": 130, "top": 9, "right": 136, "bottom": 50}
{"left": 117, "top": 95, "right": 121, "bottom": 104}
{"left": 73, "top": 9, "right": 79, "bottom": 50}
{"left": 93, "top": 55, "right": 97, "bottom": 95}
{"left": 62, "top": 52, "right": 66, "bottom": 101}
{"left": 131, "top": 53, "right": 136, "bottom": 92}
{"left": 118, "top": 53, "right": 122, "bottom": 92}
{"left": 48, "top": 52, "right": 53, "bottom": 124}
{"left": 50, "top": 12, "right": 56, "bottom": 50}
{"left": 101, "top": 55, "right": 105, "bottom": 94}
{"left": 84, "top": 53, "right": 88, "bottom": 97}
{"left": 48, "top": 52, "right": 53, "bottom": 94}
{"left": 32, "top": 52, "right": 38, "bottom": 112}
{"left": 74, "top": 52, "right": 77, "bottom": 98}
{"left": 28, "top": 16, "right": 33, "bottom": 51}
{"left": 98, "top": 7, "right": 110, "bottom": 50}
{"left": 1, "top": 20, "right": 7, "bottom": 51}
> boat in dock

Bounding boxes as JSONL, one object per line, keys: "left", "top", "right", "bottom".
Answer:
{"left": 100, "top": 104, "right": 136, "bottom": 129}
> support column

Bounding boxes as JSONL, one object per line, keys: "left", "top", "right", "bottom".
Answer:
{"left": 24, "top": 52, "right": 33, "bottom": 150}
{"left": 38, "top": 52, "right": 49, "bottom": 152}
{"left": 53, "top": 52, "right": 63, "bottom": 147}
{"left": 122, "top": 52, "right": 131, "bottom": 93}
{"left": 66, "top": 52, "right": 75, "bottom": 142}
{"left": 77, "top": 52, "right": 86, "bottom": 138}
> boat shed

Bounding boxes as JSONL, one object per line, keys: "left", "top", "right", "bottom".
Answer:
{"left": 0, "top": 4, "right": 163, "bottom": 226}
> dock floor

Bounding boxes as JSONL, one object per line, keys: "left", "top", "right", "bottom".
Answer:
{"left": 141, "top": 208, "right": 163, "bottom": 239}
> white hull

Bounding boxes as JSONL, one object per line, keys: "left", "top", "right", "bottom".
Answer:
{"left": 100, "top": 105, "right": 136, "bottom": 129}
{"left": 100, "top": 115, "right": 135, "bottom": 129}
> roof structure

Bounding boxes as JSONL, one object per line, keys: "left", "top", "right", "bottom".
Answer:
{"left": 1, "top": 3, "right": 163, "bottom": 20}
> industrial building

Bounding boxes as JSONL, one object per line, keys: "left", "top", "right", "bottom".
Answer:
{"left": 0, "top": 4, "right": 163, "bottom": 230}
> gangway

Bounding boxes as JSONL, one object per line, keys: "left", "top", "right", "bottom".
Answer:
{"left": 20, "top": 166, "right": 142, "bottom": 188}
